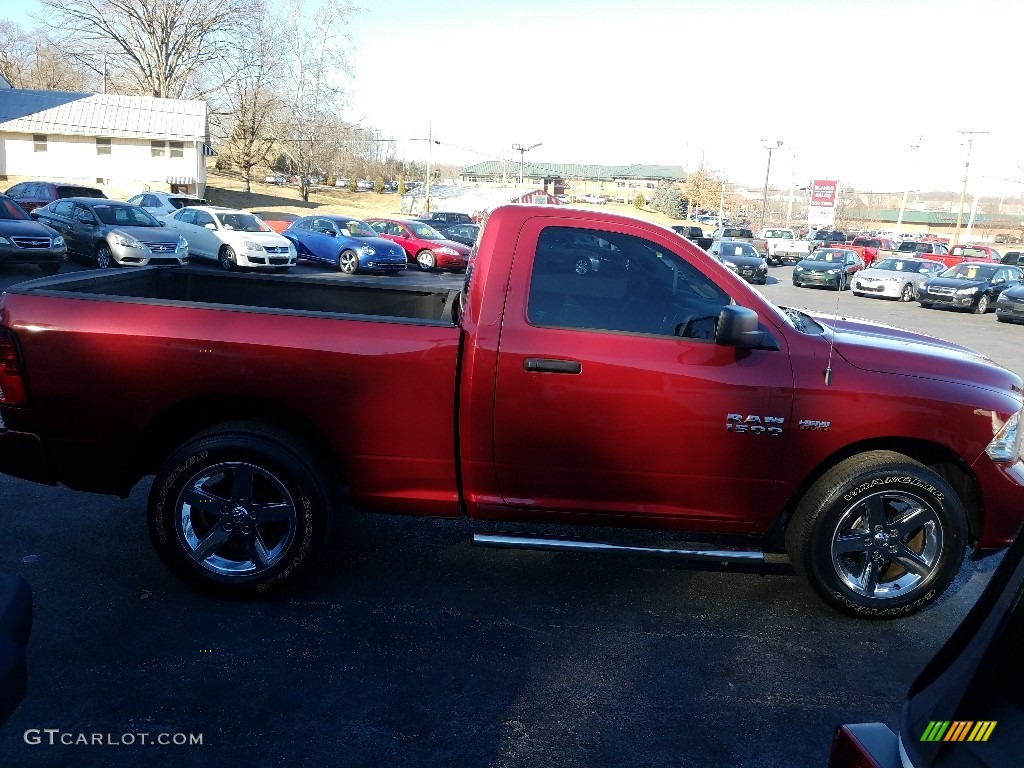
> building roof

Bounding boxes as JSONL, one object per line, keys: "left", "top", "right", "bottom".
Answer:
{"left": 461, "top": 160, "right": 687, "bottom": 182}
{"left": 0, "top": 89, "right": 207, "bottom": 141}
{"left": 860, "top": 208, "right": 1023, "bottom": 226}
{"left": 399, "top": 184, "right": 562, "bottom": 216}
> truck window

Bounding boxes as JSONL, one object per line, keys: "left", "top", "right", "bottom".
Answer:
{"left": 527, "top": 226, "right": 731, "bottom": 339}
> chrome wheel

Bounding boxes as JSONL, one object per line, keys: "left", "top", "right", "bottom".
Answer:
{"left": 96, "top": 243, "right": 114, "bottom": 269}
{"left": 219, "top": 246, "right": 236, "bottom": 271}
{"left": 573, "top": 257, "right": 591, "bottom": 275}
{"left": 338, "top": 250, "right": 359, "bottom": 274}
{"left": 975, "top": 294, "right": 990, "bottom": 314}
{"left": 174, "top": 461, "right": 297, "bottom": 577}
{"left": 900, "top": 283, "right": 915, "bottom": 302}
{"left": 830, "top": 491, "right": 942, "bottom": 600}
{"left": 416, "top": 250, "right": 436, "bottom": 270}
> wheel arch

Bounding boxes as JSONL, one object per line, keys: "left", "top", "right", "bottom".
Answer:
{"left": 767, "top": 437, "right": 981, "bottom": 552}
{"left": 125, "top": 395, "right": 347, "bottom": 496}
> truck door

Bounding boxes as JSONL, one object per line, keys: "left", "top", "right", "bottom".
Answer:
{"left": 490, "top": 219, "right": 796, "bottom": 531}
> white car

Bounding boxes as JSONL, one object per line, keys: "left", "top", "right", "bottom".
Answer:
{"left": 126, "top": 192, "right": 210, "bottom": 218}
{"left": 850, "top": 256, "right": 945, "bottom": 302}
{"left": 162, "top": 206, "right": 296, "bottom": 270}
{"left": 580, "top": 194, "right": 606, "bottom": 204}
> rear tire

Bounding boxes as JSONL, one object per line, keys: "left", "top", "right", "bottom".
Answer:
{"left": 785, "top": 451, "right": 966, "bottom": 618}
{"left": 148, "top": 422, "right": 333, "bottom": 597}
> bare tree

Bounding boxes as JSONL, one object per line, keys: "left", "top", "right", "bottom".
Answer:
{"left": 0, "top": 22, "right": 96, "bottom": 91}
{"left": 277, "top": 0, "right": 358, "bottom": 200}
{"left": 212, "top": 2, "right": 281, "bottom": 191}
{"left": 39, "top": 0, "right": 247, "bottom": 98}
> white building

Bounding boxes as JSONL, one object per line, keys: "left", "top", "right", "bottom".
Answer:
{"left": 0, "top": 89, "right": 211, "bottom": 197}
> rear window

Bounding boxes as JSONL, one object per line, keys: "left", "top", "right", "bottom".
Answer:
{"left": 169, "top": 197, "right": 208, "bottom": 209}
{"left": 56, "top": 186, "right": 106, "bottom": 199}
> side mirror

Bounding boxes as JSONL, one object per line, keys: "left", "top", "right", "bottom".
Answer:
{"left": 29, "top": 212, "right": 39, "bottom": 220}
{"left": 158, "top": 220, "right": 166, "bottom": 226}
{"left": 204, "top": 222, "right": 216, "bottom": 230}
{"left": 716, "top": 305, "right": 769, "bottom": 349}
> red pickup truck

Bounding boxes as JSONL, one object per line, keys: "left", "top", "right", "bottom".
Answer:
{"left": 2, "top": 205, "right": 1024, "bottom": 618}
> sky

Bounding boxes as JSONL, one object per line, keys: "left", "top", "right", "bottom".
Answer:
{"left": 7, "top": 0, "right": 1024, "bottom": 196}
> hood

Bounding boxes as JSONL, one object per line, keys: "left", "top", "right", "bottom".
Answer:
{"left": 924, "top": 276, "right": 990, "bottom": 289}
{"left": 796, "top": 259, "right": 845, "bottom": 271}
{"left": 347, "top": 235, "right": 405, "bottom": 256}
{"left": 806, "top": 311, "right": 1022, "bottom": 394}
{"left": 223, "top": 229, "right": 290, "bottom": 246}
{"left": 0, "top": 219, "right": 60, "bottom": 238}
{"left": 111, "top": 225, "right": 181, "bottom": 242}
{"left": 719, "top": 254, "right": 765, "bottom": 267}
{"left": 857, "top": 266, "right": 921, "bottom": 280}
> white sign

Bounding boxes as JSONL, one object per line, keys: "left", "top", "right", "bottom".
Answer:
{"left": 808, "top": 205, "right": 836, "bottom": 227}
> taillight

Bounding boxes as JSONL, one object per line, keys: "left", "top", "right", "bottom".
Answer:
{"left": 0, "top": 327, "right": 28, "bottom": 406}
{"left": 826, "top": 724, "right": 899, "bottom": 768}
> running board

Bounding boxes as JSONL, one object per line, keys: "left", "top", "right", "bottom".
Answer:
{"left": 473, "top": 532, "right": 784, "bottom": 566}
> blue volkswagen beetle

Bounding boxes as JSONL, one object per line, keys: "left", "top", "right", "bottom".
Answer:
{"left": 283, "top": 214, "right": 407, "bottom": 274}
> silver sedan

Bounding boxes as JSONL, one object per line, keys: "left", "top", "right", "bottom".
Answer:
{"left": 850, "top": 256, "right": 945, "bottom": 302}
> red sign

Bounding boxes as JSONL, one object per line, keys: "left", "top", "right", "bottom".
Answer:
{"left": 811, "top": 180, "right": 838, "bottom": 207}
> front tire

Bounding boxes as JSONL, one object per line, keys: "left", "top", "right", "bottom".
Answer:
{"left": 785, "top": 451, "right": 966, "bottom": 618}
{"left": 147, "top": 422, "right": 332, "bottom": 597}
{"left": 219, "top": 245, "right": 237, "bottom": 271}
{"left": 338, "top": 249, "right": 359, "bottom": 274}
{"left": 900, "top": 283, "right": 915, "bottom": 302}
{"left": 974, "top": 294, "right": 990, "bottom": 314}
{"left": 415, "top": 250, "right": 436, "bottom": 271}
{"left": 95, "top": 242, "right": 115, "bottom": 269}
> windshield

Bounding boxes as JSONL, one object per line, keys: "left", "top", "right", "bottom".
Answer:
{"left": 0, "top": 198, "right": 30, "bottom": 220}
{"left": 873, "top": 258, "right": 927, "bottom": 272}
{"left": 218, "top": 213, "right": 272, "bottom": 232}
{"left": 764, "top": 230, "right": 792, "bottom": 238}
{"left": 169, "top": 197, "right": 208, "bottom": 209}
{"left": 339, "top": 219, "right": 377, "bottom": 237}
{"left": 807, "top": 249, "right": 847, "bottom": 263}
{"left": 93, "top": 203, "right": 161, "bottom": 227}
{"left": 408, "top": 222, "right": 445, "bottom": 239}
{"left": 942, "top": 264, "right": 997, "bottom": 280}
{"left": 718, "top": 242, "right": 757, "bottom": 258}
{"left": 951, "top": 246, "right": 988, "bottom": 258}
{"left": 899, "top": 241, "right": 926, "bottom": 252}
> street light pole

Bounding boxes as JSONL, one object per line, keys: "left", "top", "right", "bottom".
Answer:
{"left": 760, "top": 139, "right": 783, "bottom": 229}
{"left": 954, "top": 131, "right": 988, "bottom": 245}
{"left": 512, "top": 142, "right": 542, "bottom": 187}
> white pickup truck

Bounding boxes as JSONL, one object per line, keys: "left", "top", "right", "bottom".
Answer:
{"left": 758, "top": 228, "right": 812, "bottom": 265}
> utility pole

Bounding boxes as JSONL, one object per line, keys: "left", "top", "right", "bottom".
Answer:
{"left": 760, "top": 139, "right": 783, "bottom": 229}
{"left": 954, "top": 131, "right": 988, "bottom": 245}
{"left": 512, "top": 142, "right": 542, "bottom": 187}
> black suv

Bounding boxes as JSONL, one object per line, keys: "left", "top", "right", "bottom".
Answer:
{"left": 419, "top": 211, "right": 473, "bottom": 227}
{"left": 808, "top": 230, "right": 846, "bottom": 250}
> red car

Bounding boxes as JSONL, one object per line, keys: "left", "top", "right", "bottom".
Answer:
{"left": 4, "top": 181, "right": 106, "bottom": 214}
{"left": 365, "top": 216, "right": 471, "bottom": 271}
{"left": 251, "top": 211, "right": 300, "bottom": 234}
{"left": 938, "top": 244, "right": 1002, "bottom": 270}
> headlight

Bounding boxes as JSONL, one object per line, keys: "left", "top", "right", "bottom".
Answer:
{"left": 114, "top": 233, "right": 141, "bottom": 248}
{"left": 885, "top": 276, "right": 900, "bottom": 283}
{"left": 793, "top": 265, "right": 804, "bottom": 272}
{"left": 242, "top": 240, "right": 265, "bottom": 251}
{"left": 0, "top": 236, "right": 10, "bottom": 245}
{"left": 359, "top": 246, "right": 376, "bottom": 256}
{"left": 723, "top": 261, "right": 739, "bottom": 271}
{"left": 437, "top": 246, "right": 459, "bottom": 256}
{"left": 827, "top": 268, "right": 841, "bottom": 274}
{"left": 955, "top": 287, "right": 978, "bottom": 295}
{"left": 52, "top": 235, "right": 65, "bottom": 247}
{"left": 176, "top": 236, "right": 187, "bottom": 249}
{"left": 986, "top": 410, "right": 1023, "bottom": 462}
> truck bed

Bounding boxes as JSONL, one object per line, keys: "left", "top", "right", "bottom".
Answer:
{"left": 10, "top": 268, "right": 461, "bottom": 325}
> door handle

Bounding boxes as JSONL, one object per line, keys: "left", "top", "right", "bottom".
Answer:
{"left": 524, "top": 358, "right": 582, "bottom": 374}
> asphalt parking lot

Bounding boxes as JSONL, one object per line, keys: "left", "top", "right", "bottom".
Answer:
{"left": 0, "top": 259, "right": 1020, "bottom": 767}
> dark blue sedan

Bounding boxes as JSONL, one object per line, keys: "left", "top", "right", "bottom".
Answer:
{"left": 283, "top": 214, "right": 407, "bottom": 274}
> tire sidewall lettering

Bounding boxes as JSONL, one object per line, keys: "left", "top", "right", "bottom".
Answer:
{"left": 841, "top": 474, "right": 944, "bottom": 503}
